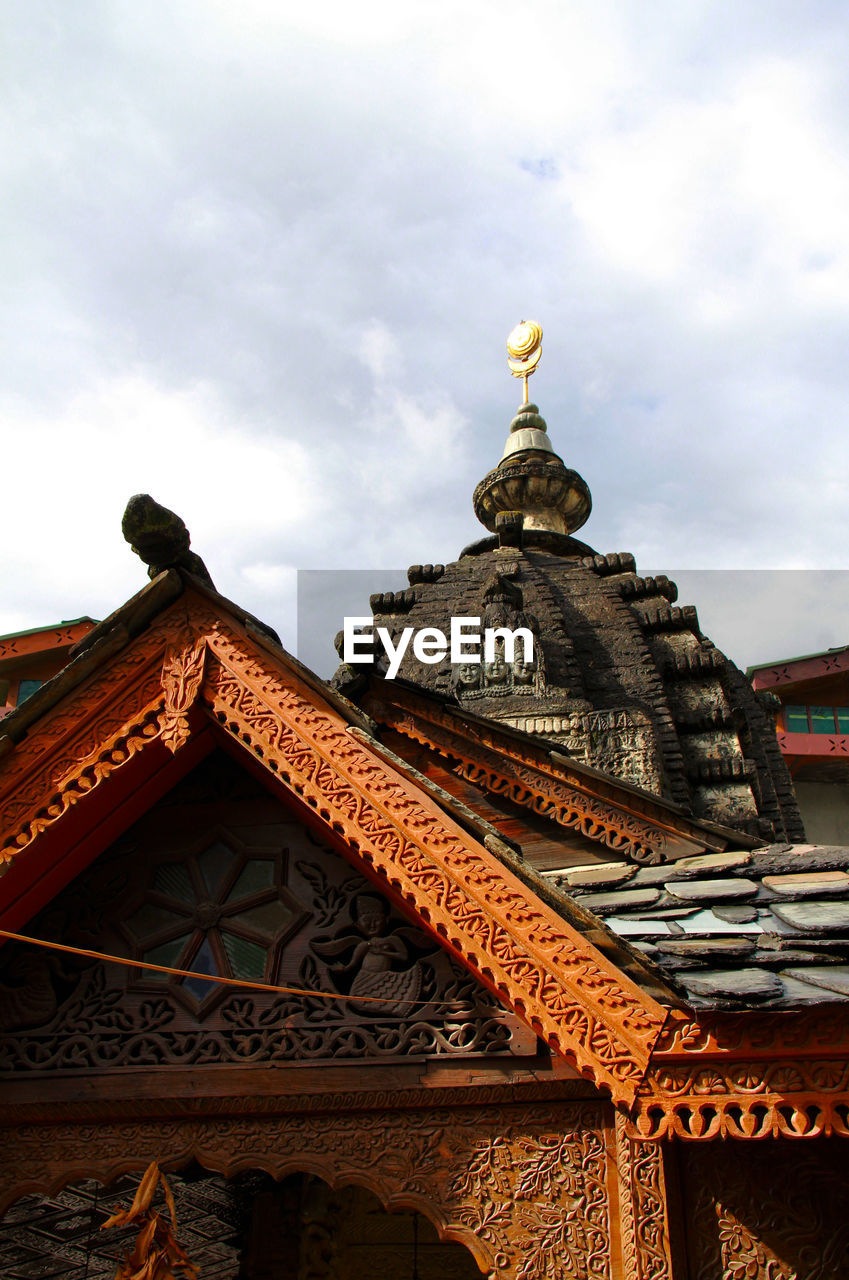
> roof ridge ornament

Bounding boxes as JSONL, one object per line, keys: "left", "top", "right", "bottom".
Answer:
{"left": 122, "top": 494, "right": 215, "bottom": 590}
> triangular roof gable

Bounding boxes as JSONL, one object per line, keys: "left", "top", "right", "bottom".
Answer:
{"left": 0, "top": 577, "right": 669, "bottom": 1104}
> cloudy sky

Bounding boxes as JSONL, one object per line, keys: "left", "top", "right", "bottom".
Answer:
{"left": 3, "top": 1, "right": 848, "bottom": 673}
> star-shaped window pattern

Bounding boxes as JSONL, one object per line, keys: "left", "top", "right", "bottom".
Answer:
{"left": 122, "top": 831, "right": 307, "bottom": 1015}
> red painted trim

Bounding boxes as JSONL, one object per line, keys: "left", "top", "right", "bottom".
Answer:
{"left": 751, "top": 649, "right": 849, "bottom": 690}
{"left": 0, "top": 621, "right": 96, "bottom": 667}
{"left": 776, "top": 730, "right": 849, "bottom": 758}
{"left": 0, "top": 729, "right": 215, "bottom": 938}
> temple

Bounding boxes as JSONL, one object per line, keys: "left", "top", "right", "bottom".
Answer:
{"left": 2, "top": 326, "right": 849, "bottom": 1278}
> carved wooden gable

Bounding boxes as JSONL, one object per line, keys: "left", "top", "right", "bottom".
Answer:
{"left": 0, "top": 577, "right": 670, "bottom": 1104}
{"left": 0, "top": 751, "right": 537, "bottom": 1075}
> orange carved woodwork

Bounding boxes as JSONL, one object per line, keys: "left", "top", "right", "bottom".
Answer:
{"left": 0, "top": 1093, "right": 673, "bottom": 1280}
{"left": 3, "top": 579, "right": 849, "bottom": 1143}
{"left": 360, "top": 681, "right": 733, "bottom": 865}
{"left": 0, "top": 588, "right": 667, "bottom": 1106}
{"left": 631, "top": 1008, "right": 849, "bottom": 1140}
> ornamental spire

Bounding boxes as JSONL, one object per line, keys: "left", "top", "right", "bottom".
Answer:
{"left": 472, "top": 322, "right": 592, "bottom": 538}
{"left": 506, "top": 319, "right": 543, "bottom": 405}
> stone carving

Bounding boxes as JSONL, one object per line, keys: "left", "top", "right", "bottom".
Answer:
{"left": 122, "top": 493, "right": 215, "bottom": 588}
{"left": 451, "top": 569, "right": 544, "bottom": 701}
{"left": 578, "top": 708, "right": 666, "bottom": 794}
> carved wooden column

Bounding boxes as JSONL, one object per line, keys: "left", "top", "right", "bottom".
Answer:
{"left": 613, "top": 1115, "right": 675, "bottom": 1280}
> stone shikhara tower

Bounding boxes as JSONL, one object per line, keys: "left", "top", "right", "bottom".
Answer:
{"left": 337, "top": 323, "right": 802, "bottom": 843}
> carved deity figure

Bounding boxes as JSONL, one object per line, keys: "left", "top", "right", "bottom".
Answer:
{"left": 483, "top": 645, "right": 509, "bottom": 686}
{"left": 452, "top": 662, "right": 481, "bottom": 693}
{"left": 511, "top": 653, "right": 537, "bottom": 685}
{"left": 312, "top": 894, "right": 423, "bottom": 1012}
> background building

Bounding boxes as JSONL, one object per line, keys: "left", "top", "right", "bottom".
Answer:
{"left": 749, "top": 645, "right": 849, "bottom": 844}
{"left": 0, "top": 619, "right": 96, "bottom": 719}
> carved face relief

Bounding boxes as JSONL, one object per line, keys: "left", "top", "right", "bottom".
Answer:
{"left": 484, "top": 649, "right": 508, "bottom": 686}
{"left": 353, "top": 895, "right": 389, "bottom": 938}
{"left": 511, "top": 654, "right": 537, "bottom": 685}
{"left": 454, "top": 663, "right": 481, "bottom": 691}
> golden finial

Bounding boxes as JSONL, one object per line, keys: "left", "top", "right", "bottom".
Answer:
{"left": 506, "top": 320, "right": 543, "bottom": 404}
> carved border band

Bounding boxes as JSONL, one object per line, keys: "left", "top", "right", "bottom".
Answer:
{"left": 614, "top": 1112, "right": 674, "bottom": 1279}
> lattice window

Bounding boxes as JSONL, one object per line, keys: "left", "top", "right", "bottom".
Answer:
{"left": 122, "top": 833, "right": 306, "bottom": 1013}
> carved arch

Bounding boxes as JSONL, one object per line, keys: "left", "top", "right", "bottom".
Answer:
{"left": 0, "top": 1100, "right": 616, "bottom": 1280}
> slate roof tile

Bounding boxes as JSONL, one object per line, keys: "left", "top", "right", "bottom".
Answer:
{"left": 781, "top": 966, "right": 849, "bottom": 998}
{"left": 579, "top": 843, "right": 849, "bottom": 1009}
{"left": 664, "top": 877, "right": 760, "bottom": 902}
{"left": 577, "top": 887, "right": 662, "bottom": 913}
{"left": 563, "top": 863, "right": 637, "bottom": 889}
{"left": 681, "top": 968, "right": 785, "bottom": 1002}
{"left": 623, "top": 904, "right": 703, "bottom": 920}
{"left": 630, "top": 849, "right": 751, "bottom": 887}
{"left": 751, "top": 948, "right": 834, "bottom": 967}
{"left": 769, "top": 901, "right": 849, "bottom": 933}
{"left": 762, "top": 871, "right": 849, "bottom": 897}
{"left": 655, "top": 937, "right": 756, "bottom": 960}
{"left": 712, "top": 904, "right": 759, "bottom": 923}
{"left": 603, "top": 918, "right": 673, "bottom": 937}
{"left": 746, "top": 846, "right": 849, "bottom": 876}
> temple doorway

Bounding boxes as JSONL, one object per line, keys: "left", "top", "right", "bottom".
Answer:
{"left": 240, "top": 1172, "right": 482, "bottom": 1280}
{"left": 0, "top": 1167, "right": 484, "bottom": 1279}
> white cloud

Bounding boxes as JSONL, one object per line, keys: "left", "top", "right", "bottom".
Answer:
{"left": 358, "top": 321, "right": 401, "bottom": 383}
{"left": 2, "top": 0, "right": 849, "bottom": 663}
{"left": 0, "top": 373, "right": 317, "bottom": 632}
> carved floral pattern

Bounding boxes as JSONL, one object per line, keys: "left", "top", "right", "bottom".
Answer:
{"left": 0, "top": 1101, "right": 613, "bottom": 1280}
{"left": 682, "top": 1138, "right": 849, "bottom": 1278}
{"left": 160, "top": 632, "right": 206, "bottom": 753}
{"left": 0, "top": 707, "right": 164, "bottom": 862}
{"left": 0, "top": 612, "right": 191, "bottom": 861}
{"left": 636, "top": 1010, "right": 849, "bottom": 1140}
{"left": 364, "top": 693, "right": 675, "bottom": 864}
{"left": 614, "top": 1113, "right": 673, "bottom": 1280}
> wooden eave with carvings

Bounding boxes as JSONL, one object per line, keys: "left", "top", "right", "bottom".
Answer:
{"left": 0, "top": 571, "right": 672, "bottom": 1108}
{"left": 357, "top": 677, "right": 757, "bottom": 869}
{"left": 2, "top": 570, "right": 849, "bottom": 1142}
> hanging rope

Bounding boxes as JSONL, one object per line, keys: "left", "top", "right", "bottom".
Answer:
{"left": 0, "top": 928, "right": 460, "bottom": 1009}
